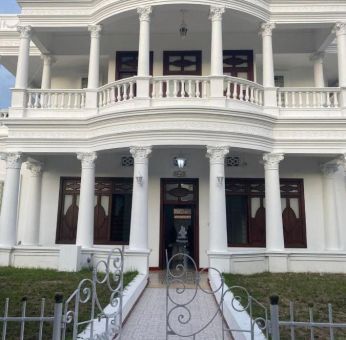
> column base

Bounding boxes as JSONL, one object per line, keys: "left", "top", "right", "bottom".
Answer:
{"left": 58, "top": 245, "right": 82, "bottom": 272}
{"left": 267, "top": 252, "right": 288, "bottom": 272}
{"left": 208, "top": 250, "right": 231, "bottom": 273}
{"left": 0, "top": 247, "right": 12, "bottom": 266}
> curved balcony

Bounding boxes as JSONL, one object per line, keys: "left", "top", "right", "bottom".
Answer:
{"left": 9, "top": 75, "right": 342, "bottom": 120}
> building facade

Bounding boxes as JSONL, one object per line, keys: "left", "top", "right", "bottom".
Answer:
{"left": 1, "top": 0, "right": 346, "bottom": 274}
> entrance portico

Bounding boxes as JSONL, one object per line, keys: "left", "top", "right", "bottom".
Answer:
{"left": 0, "top": 145, "right": 345, "bottom": 274}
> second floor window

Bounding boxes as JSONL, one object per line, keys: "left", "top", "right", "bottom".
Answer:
{"left": 116, "top": 51, "right": 154, "bottom": 80}
{"left": 223, "top": 50, "right": 254, "bottom": 81}
{"left": 163, "top": 51, "right": 202, "bottom": 75}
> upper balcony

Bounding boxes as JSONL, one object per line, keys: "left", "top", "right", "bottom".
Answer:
{"left": 1, "top": 4, "right": 345, "bottom": 120}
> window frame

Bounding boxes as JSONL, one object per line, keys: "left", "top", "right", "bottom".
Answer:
{"left": 223, "top": 50, "right": 254, "bottom": 81}
{"left": 163, "top": 50, "right": 202, "bottom": 76}
{"left": 225, "top": 178, "right": 307, "bottom": 248}
{"left": 56, "top": 177, "right": 133, "bottom": 245}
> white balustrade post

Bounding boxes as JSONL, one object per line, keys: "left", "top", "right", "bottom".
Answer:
{"left": 321, "top": 163, "right": 341, "bottom": 250}
{"left": 129, "top": 146, "right": 152, "bottom": 250}
{"left": 85, "top": 25, "right": 102, "bottom": 108}
{"left": 209, "top": 6, "right": 225, "bottom": 98}
{"left": 206, "top": 146, "right": 229, "bottom": 252}
{"left": 41, "top": 54, "right": 54, "bottom": 90}
{"left": 311, "top": 52, "right": 325, "bottom": 88}
{"left": 136, "top": 7, "right": 152, "bottom": 98}
{"left": 0, "top": 153, "right": 23, "bottom": 246}
{"left": 12, "top": 26, "right": 31, "bottom": 109}
{"left": 260, "top": 23, "right": 278, "bottom": 108}
{"left": 263, "top": 153, "right": 285, "bottom": 251}
{"left": 22, "top": 161, "right": 43, "bottom": 245}
{"left": 334, "top": 23, "right": 346, "bottom": 109}
{"left": 76, "top": 152, "right": 97, "bottom": 248}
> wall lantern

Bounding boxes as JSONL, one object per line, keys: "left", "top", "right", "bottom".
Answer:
{"left": 136, "top": 175, "right": 143, "bottom": 185}
{"left": 217, "top": 176, "right": 224, "bottom": 185}
{"left": 174, "top": 156, "right": 187, "bottom": 169}
{"left": 179, "top": 10, "right": 188, "bottom": 39}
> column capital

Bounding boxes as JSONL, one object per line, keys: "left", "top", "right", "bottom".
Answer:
{"left": 26, "top": 161, "right": 43, "bottom": 177}
{"left": 41, "top": 54, "right": 56, "bottom": 65}
{"left": 130, "top": 146, "right": 152, "bottom": 162}
{"left": 77, "top": 152, "right": 97, "bottom": 169}
{"left": 263, "top": 153, "right": 284, "bottom": 170}
{"left": 333, "top": 22, "right": 346, "bottom": 36}
{"left": 321, "top": 162, "right": 340, "bottom": 177}
{"left": 260, "top": 22, "right": 275, "bottom": 37}
{"left": 310, "top": 51, "right": 325, "bottom": 62}
{"left": 206, "top": 146, "right": 229, "bottom": 164}
{"left": 17, "top": 25, "right": 32, "bottom": 39}
{"left": 137, "top": 6, "right": 152, "bottom": 22}
{"left": 209, "top": 6, "right": 225, "bottom": 21}
{"left": 0, "top": 152, "right": 23, "bottom": 169}
{"left": 88, "top": 25, "right": 102, "bottom": 38}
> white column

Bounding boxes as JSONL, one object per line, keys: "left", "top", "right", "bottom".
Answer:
{"left": 76, "top": 152, "right": 97, "bottom": 248}
{"left": 260, "top": 23, "right": 278, "bottom": 108}
{"left": 0, "top": 152, "right": 23, "bottom": 246}
{"left": 22, "top": 161, "right": 43, "bottom": 245}
{"left": 261, "top": 23, "right": 275, "bottom": 88}
{"left": 129, "top": 146, "right": 152, "bottom": 250}
{"left": 321, "top": 163, "right": 340, "bottom": 250}
{"left": 41, "top": 54, "right": 54, "bottom": 90}
{"left": 334, "top": 23, "right": 346, "bottom": 88}
{"left": 15, "top": 26, "right": 32, "bottom": 89}
{"left": 263, "top": 153, "right": 285, "bottom": 251}
{"left": 209, "top": 6, "right": 225, "bottom": 76}
{"left": 87, "top": 25, "right": 102, "bottom": 89}
{"left": 206, "top": 146, "right": 229, "bottom": 252}
{"left": 311, "top": 52, "right": 325, "bottom": 88}
{"left": 137, "top": 7, "right": 152, "bottom": 77}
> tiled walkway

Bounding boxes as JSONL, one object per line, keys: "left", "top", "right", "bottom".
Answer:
{"left": 121, "top": 272, "right": 232, "bottom": 340}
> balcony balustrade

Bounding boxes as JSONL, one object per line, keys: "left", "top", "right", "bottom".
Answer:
{"left": 277, "top": 88, "right": 340, "bottom": 109}
{"left": 5, "top": 75, "right": 344, "bottom": 118}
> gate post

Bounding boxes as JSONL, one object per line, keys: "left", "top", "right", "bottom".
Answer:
{"left": 270, "top": 295, "right": 280, "bottom": 340}
{"left": 52, "top": 293, "right": 63, "bottom": 340}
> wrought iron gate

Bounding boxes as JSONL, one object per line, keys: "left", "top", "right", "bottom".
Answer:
{"left": 165, "top": 251, "right": 268, "bottom": 339}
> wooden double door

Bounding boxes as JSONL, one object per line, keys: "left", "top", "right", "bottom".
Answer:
{"left": 159, "top": 179, "right": 199, "bottom": 269}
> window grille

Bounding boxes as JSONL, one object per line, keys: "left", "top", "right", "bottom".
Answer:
{"left": 121, "top": 156, "right": 134, "bottom": 167}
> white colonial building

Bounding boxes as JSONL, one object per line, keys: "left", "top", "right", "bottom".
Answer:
{"left": 1, "top": 0, "right": 346, "bottom": 275}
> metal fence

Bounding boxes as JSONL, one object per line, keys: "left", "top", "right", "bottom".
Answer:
{"left": 0, "top": 247, "right": 124, "bottom": 340}
{"left": 270, "top": 295, "right": 346, "bottom": 340}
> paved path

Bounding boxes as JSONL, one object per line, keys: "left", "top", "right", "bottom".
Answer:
{"left": 121, "top": 273, "right": 232, "bottom": 340}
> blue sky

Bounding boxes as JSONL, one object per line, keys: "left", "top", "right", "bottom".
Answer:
{"left": 0, "top": 0, "right": 21, "bottom": 109}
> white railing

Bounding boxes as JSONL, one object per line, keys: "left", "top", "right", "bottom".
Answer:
{"left": 278, "top": 88, "right": 340, "bottom": 108}
{"left": 27, "top": 90, "right": 86, "bottom": 109}
{"left": 224, "top": 76, "right": 264, "bottom": 106}
{"left": 151, "top": 76, "right": 210, "bottom": 99}
{"left": 98, "top": 77, "right": 136, "bottom": 108}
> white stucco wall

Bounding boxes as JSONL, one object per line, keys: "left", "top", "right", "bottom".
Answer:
{"left": 14, "top": 150, "right": 336, "bottom": 269}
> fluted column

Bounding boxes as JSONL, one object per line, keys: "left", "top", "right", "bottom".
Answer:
{"left": 22, "top": 161, "right": 43, "bottom": 245}
{"left": 206, "top": 146, "right": 229, "bottom": 252}
{"left": 263, "top": 153, "right": 285, "bottom": 251}
{"left": 87, "top": 25, "right": 102, "bottom": 89}
{"left": 311, "top": 52, "right": 325, "bottom": 88}
{"left": 41, "top": 54, "right": 54, "bottom": 90}
{"left": 15, "top": 26, "right": 32, "bottom": 89}
{"left": 260, "top": 23, "right": 277, "bottom": 107}
{"left": 321, "top": 163, "right": 340, "bottom": 250}
{"left": 0, "top": 153, "right": 23, "bottom": 246}
{"left": 129, "top": 146, "right": 152, "bottom": 250}
{"left": 76, "top": 152, "right": 97, "bottom": 248}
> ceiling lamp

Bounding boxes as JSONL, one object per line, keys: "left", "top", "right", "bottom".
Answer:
{"left": 179, "top": 10, "right": 188, "bottom": 39}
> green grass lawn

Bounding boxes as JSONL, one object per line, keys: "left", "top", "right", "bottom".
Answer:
{"left": 224, "top": 272, "right": 346, "bottom": 339}
{"left": 0, "top": 267, "right": 138, "bottom": 340}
